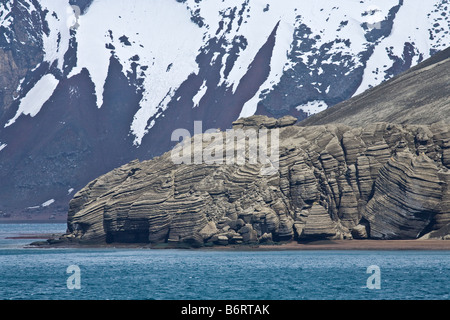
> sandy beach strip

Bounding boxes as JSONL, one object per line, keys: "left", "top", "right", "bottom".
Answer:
{"left": 253, "top": 240, "right": 450, "bottom": 251}
{"left": 14, "top": 237, "right": 450, "bottom": 250}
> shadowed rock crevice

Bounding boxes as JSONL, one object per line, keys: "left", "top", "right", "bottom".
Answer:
{"left": 58, "top": 116, "right": 450, "bottom": 246}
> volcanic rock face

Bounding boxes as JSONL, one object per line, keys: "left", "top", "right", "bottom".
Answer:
{"left": 62, "top": 116, "right": 450, "bottom": 245}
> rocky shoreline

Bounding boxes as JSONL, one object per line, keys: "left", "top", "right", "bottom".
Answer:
{"left": 6, "top": 233, "right": 63, "bottom": 240}
{"left": 28, "top": 237, "right": 450, "bottom": 251}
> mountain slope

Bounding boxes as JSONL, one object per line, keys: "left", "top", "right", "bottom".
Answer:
{"left": 0, "top": 0, "right": 449, "bottom": 218}
{"left": 300, "top": 46, "right": 450, "bottom": 126}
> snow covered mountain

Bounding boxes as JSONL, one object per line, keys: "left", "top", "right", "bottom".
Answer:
{"left": 0, "top": 0, "right": 449, "bottom": 218}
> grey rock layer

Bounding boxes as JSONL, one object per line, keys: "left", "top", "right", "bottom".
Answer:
{"left": 61, "top": 116, "right": 450, "bottom": 245}
{"left": 300, "top": 47, "right": 450, "bottom": 127}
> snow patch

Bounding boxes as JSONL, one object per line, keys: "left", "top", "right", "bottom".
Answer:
{"left": 296, "top": 100, "right": 328, "bottom": 116}
{"left": 0, "top": 1, "right": 14, "bottom": 29}
{"left": 39, "top": 0, "right": 73, "bottom": 71}
{"left": 69, "top": 0, "right": 205, "bottom": 145}
{"left": 41, "top": 199, "right": 55, "bottom": 207}
{"left": 5, "top": 74, "right": 59, "bottom": 127}
{"left": 239, "top": 0, "right": 381, "bottom": 118}
{"left": 362, "top": 5, "right": 385, "bottom": 29}
{"left": 192, "top": 80, "right": 207, "bottom": 108}
{"left": 355, "top": 0, "right": 450, "bottom": 95}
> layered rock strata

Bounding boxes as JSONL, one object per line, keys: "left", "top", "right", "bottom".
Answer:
{"left": 61, "top": 116, "right": 450, "bottom": 245}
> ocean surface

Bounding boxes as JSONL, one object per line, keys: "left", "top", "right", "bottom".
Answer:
{"left": 0, "top": 223, "right": 449, "bottom": 300}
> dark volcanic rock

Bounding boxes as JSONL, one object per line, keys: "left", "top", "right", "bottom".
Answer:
{"left": 300, "top": 47, "right": 450, "bottom": 127}
{"left": 59, "top": 116, "right": 450, "bottom": 245}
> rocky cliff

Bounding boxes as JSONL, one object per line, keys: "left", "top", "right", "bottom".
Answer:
{"left": 58, "top": 115, "right": 450, "bottom": 246}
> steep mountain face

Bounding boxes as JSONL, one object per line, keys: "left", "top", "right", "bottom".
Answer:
{"left": 0, "top": 0, "right": 449, "bottom": 217}
{"left": 300, "top": 46, "right": 450, "bottom": 127}
{"left": 57, "top": 116, "right": 450, "bottom": 246}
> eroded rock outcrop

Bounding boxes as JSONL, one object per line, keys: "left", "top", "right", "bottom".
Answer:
{"left": 60, "top": 116, "right": 450, "bottom": 245}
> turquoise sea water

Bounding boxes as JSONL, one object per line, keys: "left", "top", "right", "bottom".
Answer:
{"left": 0, "top": 224, "right": 450, "bottom": 300}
